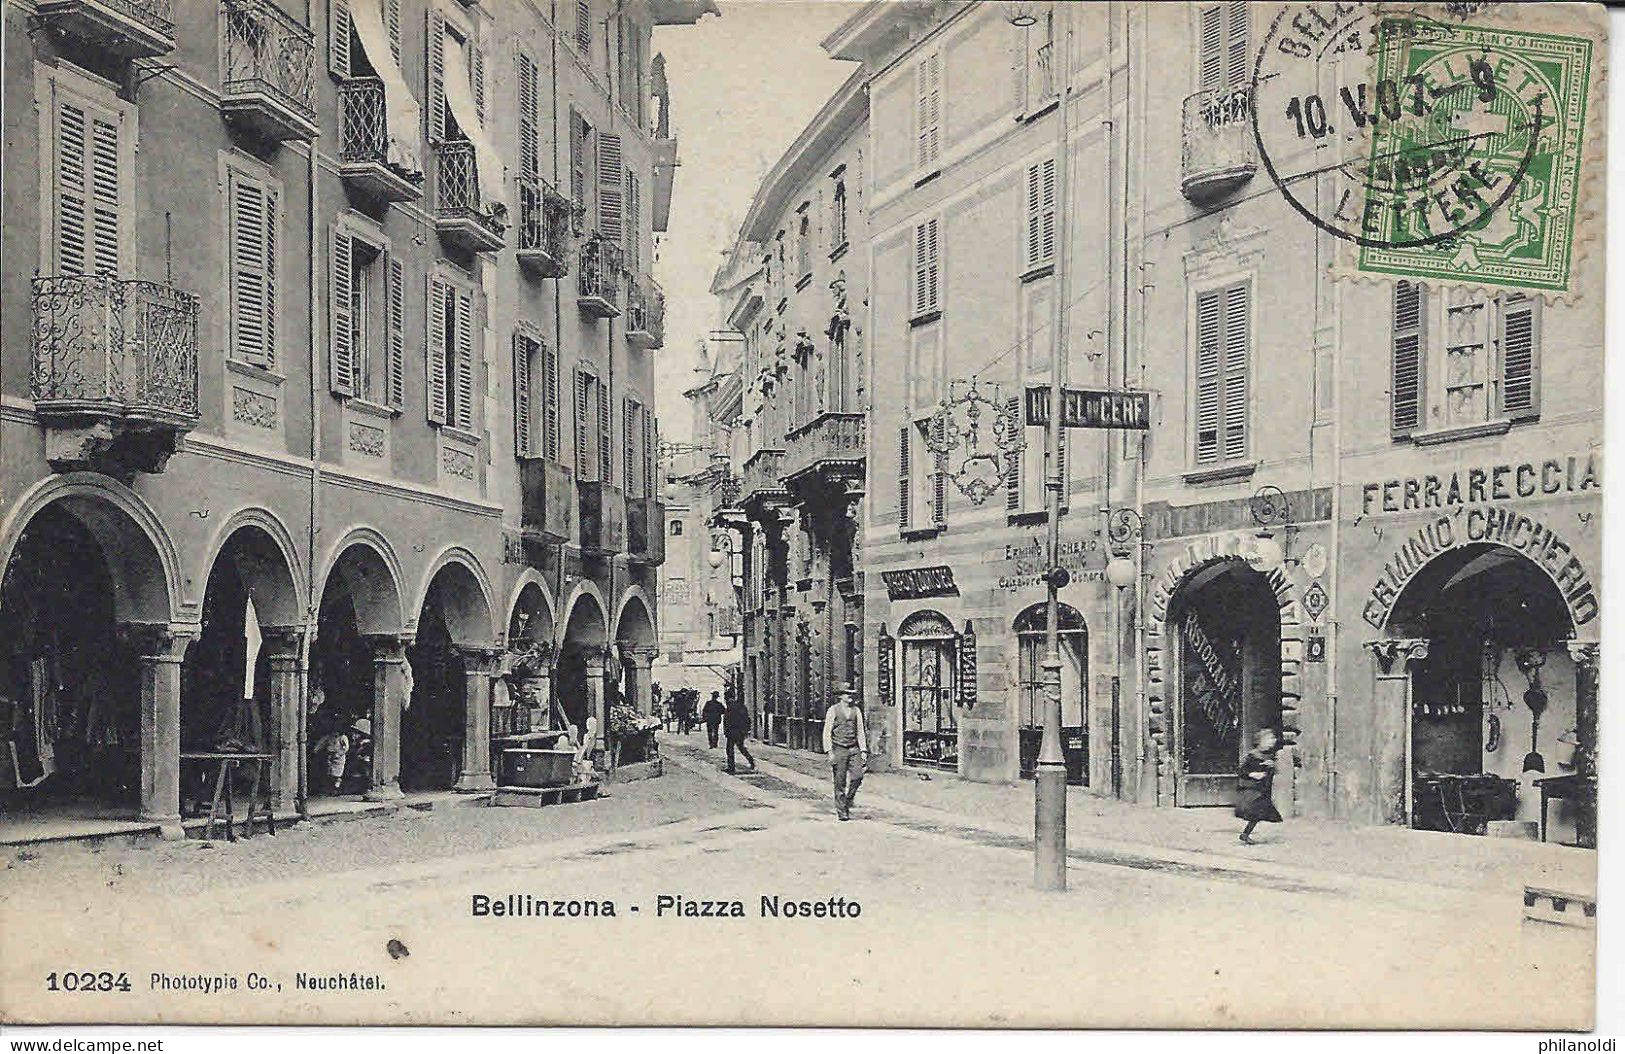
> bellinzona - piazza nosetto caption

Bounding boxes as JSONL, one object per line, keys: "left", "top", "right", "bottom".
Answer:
{"left": 469, "top": 894, "right": 864, "bottom": 919}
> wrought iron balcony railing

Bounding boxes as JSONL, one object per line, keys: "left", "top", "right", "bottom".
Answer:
{"left": 624, "top": 277, "right": 665, "bottom": 350}
{"left": 31, "top": 275, "right": 199, "bottom": 473}
{"left": 36, "top": 0, "right": 175, "bottom": 58}
{"left": 517, "top": 178, "right": 572, "bottom": 277}
{"left": 435, "top": 140, "right": 507, "bottom": 252}
{"left": 577, "top": 237, "right": 622, "bottom": 318}
{"left": 221, "top": 0, "right": 317, "bottom": 141}
{"left": 1181, "top": 86, "right": 1257, "bottom": 202}
{"left": 338, "top": 77, "right": 423, "bottom": 201}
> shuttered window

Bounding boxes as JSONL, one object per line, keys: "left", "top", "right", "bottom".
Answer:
{"left": 228, "top": 170, "right": 279, "bottom": 369}
{"left": 916, "top": 52, "right": 941, "bottom": 169}
{"left": 598, "top": 132, "right": 624, "bottom": 241}
{"left": 330, "top": 227, "right": 356, "bottom": 397}
{"left": 623, "top": 398, "right": 640, "bottom": 497}
{"left": 1390, "top": 281, "right": 1425, "bottom": 438}
{"left": 1193, "top": 282, "right": 1248, "bottom": 465}
{"left": 930, "top": 416, "right": 947, "bottom": 526}
{"left": 330, "top": 0, "right": 351, "bottom": 76}
{"left": 898, "top": 425, "right": 912, "bottom": 530}
{"left": 426, "top": 275, "right": 449, "bottom": 423}
{"left": 575, "top": 0, "right": 592, "bottom": 54}
{"left": 625, "top": 171, "right": 641, "bottom": 271}
{"left": 386, "top": 256, "right": 405, "bottom": 410}
{"left": 1498, "top": 295, "right": 1540, "bottom": 422}
{"left": 543, "top": 341, "right": 561, "bottom": 459}
{"left": 452, "top": 283, "right": 474, "bottom": 431}
{"left": 1198, "top": 2, "right": 1249, "bottom": 92}
{"left": 387, "top": 0, "right": 401, "bottom": 60}
{"left": 518, "top": 51, "right": 540, "bottom": 182}
{"left": 574, "top": 370, "right": 595, "bottom": 478}
{"left": 912, "top": 218, "right": 940, "bottom": 318}
{"left": 53, "top": 99, "right": 122, "bottom": 278}
{"left": 597, "top": 379, "right": 613, "bottom": 485}
{"left": 1024, "top": 158, "right": 1056, "bottom": 271}
{"left": 644, "top": 414, "right": 657, "bottom": 499}
{"left": 471, "top": 43, "right": 487, "bottom": 125}
{"left": 514, "top": 331, "right": 535, "bottom": 458}
{"left": 426, "top": 9, "right": 446, "bottom": 143}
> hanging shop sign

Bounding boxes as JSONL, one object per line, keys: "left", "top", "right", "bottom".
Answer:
{"left": 1025, "top": 386, "right": 1152, "bottom": 430}
{"left": 876, "top": 624, "right": 895, "bottom": 707}
{"left": 1305, "top": 630, "right": 1326, "bottom": 663}
{"left": 1301, "top": 580, "right": 1330, "bottom": 622}
{"left": 957, "top": 621, "right": 977, "bottom": 709}
{"left": 1358, "top": 454, "right": 1599, "bottom": 518}
{"left": 881, "top": 565, "right": 959, "bottom": 601}
{"left": 1360, "top": 505, "right": 1598, "bottom": 629}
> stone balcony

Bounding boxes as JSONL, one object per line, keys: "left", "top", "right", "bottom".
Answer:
{"left": 578, "top": 479, "right": 626, "bottom": 554}
{"left": 36, "top": 0, "right": 174, "bottom": 59}
{"left": 1181, "top": 86, "right": 1257, "bottom": 203}
{"left": 519, "top": 457, "right": 575, "bottom": 544}
{"left": 516, "top": 179, "right": 572, "bottom": 278}
{"left": 738, "top": 448, "right": 788, "bottom": 514}
{"left": 783, "top": 410, "right": 865, "bottom": 495}
{"left": 338, "top": 78, "right": 424, "bottom": 202}
{"left": 435, "top": 140, "right": 507, "bottom": 253}
{"left": 221, "top": 0, "right": 318, "bottom": 142}
{"left": 30, "top": 275, "right": 199, "bottom": 476}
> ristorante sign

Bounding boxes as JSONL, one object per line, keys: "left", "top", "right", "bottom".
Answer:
{"left": 1361, "top": 504, "right": 1598, "bottom": 629}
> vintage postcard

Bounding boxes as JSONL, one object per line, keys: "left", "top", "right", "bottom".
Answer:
{"left": 0, "top": 0, "right": 1607, "bottom": 1031}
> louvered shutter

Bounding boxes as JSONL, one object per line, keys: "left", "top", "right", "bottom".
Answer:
{"left": 644, "top": 414, "right": 656, "bottom": 499}
{"left": 264, "top": 187, "right": 278, "bottom": 368}
{"left": 917, "top": 53, "right": 940, "bottom": 168}
{"left": 931, "top": 417, "right": 947, "bottom": 525}
{"left": 329, "top": 227, "right": 355, "bottom": 396}
{"left": 87, "top": 115, "right": 119, "bottom": 276}
{"left": 518, "top": 52, "right": 540, "bottom": 182}
{"left": 1194, "top": 288, "right": 1221, "bottom": 463}
{"left": 1025, "top": 159, "right": 1056, "bottom": 270}
{"left": 1221, "top": 283, "right": 1248, "bottom": 460}
{"left": 1056, "top": 432, "right": 1068, "bottom": 510}
{"left": 597, "top": 379, "right": 612, "bottom": 484}
{"left": 229, "top": 174, "right": 275, "bottom": 368}
{"left": 1006, "top": 396, "right": 1023, "bottom": 512}
{"left": 898, "top": 425, "right": 911, "bottom": 530}
{"left": 1390, "top": 281, "right": 1425, "bottom": 438}
{"left": 575, "top": 0, "right": 591, "bottom": 53}
{"left": 427, "top": 9, "right": 446, "bottom": 144}
{"left": 623, "top": 398, "right": 637, "bottom": 493}
{"left": 54, "top": 102, "right": 89, "bottom": 276}
{"left": 426, "top": 276, "right": 448, "bottom": 424}
{"left": 1225, "top": 2, "right": 1249, "bottom": 91}
{"left": 543, "top": 343, "right": 561, "bottom": 459}
{"left": 570, "top": 113, "right": 589, "bottom": 206}
{"left": 1012, "top": 22, "right": 1028, "bottom": 114}
{"left": 513, "top": 333, "right": 534, "bottom": 457}
{"left": 454, "top": 287, "right": 475, "bottom": 431}
{"left": 925, "top": 219, "right": 939, "bottom": 312}
{"left": 625, "top": 172, "right": 640, "bottom": 270}
{"left": 387, "top": 0, "right": 401, "bottom": 60}
{"left": 574, "top": 372, "right": 592, "bottom": 477}
{"left": 1198, "top": 5, "right": 1222, "bottom": 90}
{"left": 598, "top": 133, "right": 624, "bottom": 241}
{"left": 330, "top": 0, "right": 351, "bottom": 77}
{"left": 1499, "top": 295, "right": 1540, "bottom": 422}
{"left": 472, "top": 44, "right": 487, "bottom": 126}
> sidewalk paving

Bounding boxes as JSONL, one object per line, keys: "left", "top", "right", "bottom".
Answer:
{"left": 665, "top": 735, "right": 1595, "bottom": 903}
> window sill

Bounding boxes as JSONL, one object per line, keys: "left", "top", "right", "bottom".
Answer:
{"left": 913, "top": 169, "right": 942, "bottom": 189}
{"left": 1019, "top": 97, "right": 1060, "bottom": 124}
{"left": 439, "top": 424, "right": 482, "bottom": 447}
{"left": 347, "top": 397, "right": 399, "bottom": 421}
{"left": 900, "top": 525, "right": 945, "bottom": 542}
{"left": 1182, "top": 461, "right": 1258, "bottom": 486}
{"left": 1408, "top": 419, "right": 1516, "bottom": 446}
{"left": 1019, "top": 262, "right": 1055, "bottom": 284}
{"left": 226, "top": 359, "right": 285, "bottom": 386}
{"left": 1007, "top": 510, "right": 1051, "bottom": 526}
{"left": 909, "top": 308, "right": 943, "bottom": 328}
{"left": 829, "top": 241, "right": 849, "bottom": 263}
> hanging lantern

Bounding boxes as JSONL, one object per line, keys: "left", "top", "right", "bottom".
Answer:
{"left": 1007, "top": 2, "right": 1041, "bottom": 27}
{"left": 1105, "top": 556, "right": 1137, "bottom": 591}
{"left": 708, "top": 548, "right": 726, "bottom": 570}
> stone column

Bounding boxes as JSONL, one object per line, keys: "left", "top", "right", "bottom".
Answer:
{"left": 455, "top": 644, "right": 501, "bottom": 792}
{"left": 584, "top": 649, "right": 608, "bottom": 753}
{"left": 128, "top": 624, "right": 196, "bottom": 838}
{"left": 261, "top": 626, "right": 307, "bottom": 810}
{"left": 625, "top": 647, "right": 655, "bottom": 717}
{"left": 364, "top": 634, "right": 411, "bottom": 801}
{"left": 1365, "top": 638, "right": 1429, "bottom": 826}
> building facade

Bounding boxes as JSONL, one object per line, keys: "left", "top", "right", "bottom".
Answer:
{"left": 1, "top": 0, "right": 706, "bottom": 833}
{"left": 712, "top": 71, "right": 869, "bottom": 753}
{"left": 735, "top": 0, "right": 1601, "bottom": 843}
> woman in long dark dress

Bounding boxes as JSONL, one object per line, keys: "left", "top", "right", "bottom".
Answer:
{"left": 1236, "top": 727, "right": 1282, "bottom": 844}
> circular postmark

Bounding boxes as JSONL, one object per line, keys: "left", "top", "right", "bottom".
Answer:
{"left": 1249, "top": 4, "right": 1546, "bottom": 251}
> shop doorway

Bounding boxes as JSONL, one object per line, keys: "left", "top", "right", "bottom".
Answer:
{"left": 1386, "top": 543, "right": 1588, "bottom": 841}
{"left": 1168, "top": 560, "right": 1281, "bottom": 806}
{"left": 1015, "top": 603, "right": 1088, "bottom": 785}
{"left": 899, "top": 610, "right": 958, "bottom": 771}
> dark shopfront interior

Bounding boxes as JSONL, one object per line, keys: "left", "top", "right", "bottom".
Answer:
{"left": 1389, "top": 543, "right": 1596, "bottom": 844}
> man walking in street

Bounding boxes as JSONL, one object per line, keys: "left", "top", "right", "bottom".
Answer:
{"left": 822, "top": 689, "right": 868, "bottom": 821}
{"left": 723, "top": 691, "right": 756, "bottom": 774}
{"left": 702, "top": 691, "right": 725, "bottom": 749}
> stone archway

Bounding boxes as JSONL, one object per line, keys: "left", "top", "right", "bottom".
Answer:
{"left": 501, "top": 574, "right": 558, "bottom": 741}
{"left": 405, "top": 550, "right": 498, "bottom": 793}
{"left": 559, "top": 586, "right": 610, "bottom": 752}
{"left": 0, "top": 478, "right": 187, "bottom": 827}
{"left": 614, "top": 590, "right": 658, "bottom": 722}
{"left": 1143, "top": 535, "right": 1304, "bottom": 810}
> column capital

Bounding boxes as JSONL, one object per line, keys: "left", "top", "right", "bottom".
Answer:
{"left": 455, "top": 643, "right": 505, "bottom": 673}
{"left": 364, "top": 633, "right": 413, "bottom": 662}
{"left": 121, "top": 622, "right": 199, "bottom": 661}
{"left": 1566, "top": 640, "right": 1601, "bottom": 670}
{"left": 260, "top": 624, "right": 308, "bottom": 657}
{"left": 1366, "top": 638, "right": 1430, "bottom": 678}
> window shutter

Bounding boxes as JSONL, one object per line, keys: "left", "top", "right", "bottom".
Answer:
{"left": 644, "top": 413, "right": 656, "bottom": 499}
{"left": 454, "top": 287, "right": 475, "bottom": 431}
{"left": 330, "top": 0, "right": 351, "bottom": 77}
{"left": 1390, "top": 280, "right": 1426, "bottom": 438}
{"left": 263, "top": 186, "right": 278, "bottom": 369}
{"left": 386, "top": 0, "right": 401, "bottom": 60}
{"left": 472, "top": 44, "right": 487, "bottom": 126}
{"left": 574, "top": 372, "right": 591, "bottom": 477}
{"left": 575, "top": 0, "right": 592, "bottom": 54}
{"left": 543, "top": 343, "right": 561, "bottom": 459}
{"left": 426, "top": 276, "right": 448, "bottom": 424}
{"left": 1006, "top": 396, "right": 1023, "bottom": 512}
{"left": 54, "top": 102, "right": 89, "bottom": 276}
{"left": 1056, "top": 432, "right": 1068, "bottom": 510}
{"left": 623, "top": 398, "right": 636, "bottom": 494}
{"left": 1198, "top": 5, "right": 1222, "bottom": 90}
{"left": 598, "top": 133, "right": 624, "bottom": 241}
{"left": 570, "top": 113, "right": 589, "bottom": 206}
{"left": 913, "top": 221, "right": 941, "bottom": 316}
{"left": 931, "top": 417, "right": 947, "bottom": 525}
{"left": 1025, "top": 159, "right": 1056, "bottom": 270}
{"left": 1499, "top": 294, "right": 1540, "bottom": 422}
{"left": 1194, "top": 288, "right": 1221, "bottom": 463}
{"left": 1221, "top": 283, "right": 1248, "bottom": 461}
{"left": 898, "top": 425, "right": 911, "bottom": 530}
{"left": 925, "top": 219, "right": 939, "bottom": 312}
{"left": 329, "top": 227, "right": 355, "bottom": 397}
{"left": 384, "top": 256, "right": 404, "bottom": 410}
{"left": 597, "top": 379, "right": 612, "bottom": 484}
{"left": 513, "top": 333, "right": 534, "bottom": 458}
{"left": 84, "top": 114, "right": 120, "bottom": 277}
{"left": 625, "top": 172, "right": 640, "bottom": 270}
{"left": 229, "top": 174, "right": 274, "bottom": 369}
{"left": 518, "top": 52, "right": 540, "bottom": 182}
{"left": 1012, "top": 23, "right": 1028, "bottom": 113}
{"left": 917, "top": 53, "right": 940, "bottom": 168}
{"left": 427, "top": 9, "right": 446, "bottom": 144}
{"left": 1225, "top": 1, "right": 1249, "bottom": 91}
